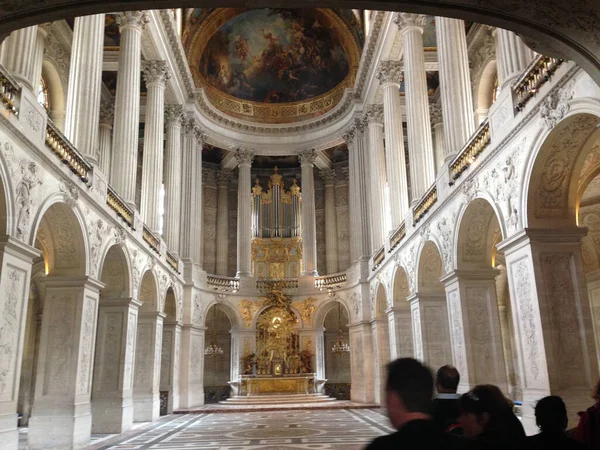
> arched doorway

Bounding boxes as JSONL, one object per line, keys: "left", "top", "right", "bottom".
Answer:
{"left": 391, "top": 266, "right": 413, "bottom": 359}
{"left": 26, "top": 202, "right": 101, "bottom": 450}
{"left": 372, "top": 284, "right": 391, "bottom": 405}
{"left": 91, "top": 243, "right": 137, "bottom": 434}
{"left": 202, "top": 304, "right": 232, "bottom": 403}
{"left": 412, "top": 241, "right": 452, "bottom": 372}
{"left": 323, "top": 301, "right": 350, "bottom": 400}
{"left": 160, "top": 287, "right": 180, "bottom": 414}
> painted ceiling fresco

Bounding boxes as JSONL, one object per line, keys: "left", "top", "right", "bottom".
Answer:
{"left": 199, "top": 9, "right": 350, "bottom": 104}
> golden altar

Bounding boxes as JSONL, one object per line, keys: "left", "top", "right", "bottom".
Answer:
{"left": 240, "top": 374, "right": 317, "bottom": 396}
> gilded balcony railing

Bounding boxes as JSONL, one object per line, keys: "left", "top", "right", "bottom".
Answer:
{"left": 143, "top": 225, "right": 161, "bottom": 254}
{"left": 372, "top": 246, "right": 385, "bottom": 271}
{"left": 449, "top": 120, "right": 491, "bottom": 182}
{"left": 389, "top": 221, "right": 406, "bottom": 251}
{"left": 207, "top": 275, "right": 240, "bottom": 292}
{"left": 315, "top": 272, "right": 347, "bottom": 290}
{"left": 413, "top": 185, "right": 438, "bottom": 225}
{"left": 166, "top": 250, "right": 179, "bottom": 273}
{"left": 0, "top": 65, "right": 19, "bottom": 115}
{"left": 514, "top": 55, "right": 563, "bottom": 112}
{"left": 45, "top": 120, "right": 92, "bottom": 183}
{"left": 256, "top": 278, "right": 298, "bottom": 291}
{"left": 106, "top": 186, "right": 134, "bottom": 228}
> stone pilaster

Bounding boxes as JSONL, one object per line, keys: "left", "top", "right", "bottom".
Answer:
{"left": 111, "top": 11, "right": 148, "bottom": 206}
{"left": 28, "top": 277, "right": 103, "bottom": 450}
{"left": 0, "top": 237, "right": 39, "bottom": 450}
{"left": 376, "top": 61, "right": 409, "bottom": 229}
{"left": 495, "top": 28, "right": 536, "bottom": 89}
{"left": 365, "top": 105, "right": 387, "bottom": 252}
{"left": 160, "top": 321, "right": 181, "bottom": 414}
{"left": 320, "top": 170, "right": 338, "bottom": 274}
{"left": 436, "top": 17, "right": 475, "bottom": 158}
{"left": 396, "top": 13, "right": 435, "bottom": 200}
{"left": 98, "top": 103, "right": 114, "bottom": 177}
{"left": 299, "top": 149, "right": 318, "bottom": 276}
{"left": 430, "top": 103, "right": 445, "bottom": 172}
{"left": 349, "top": 323, "right": 375, "bottom": 403}
{"left": 140, "top": 60, "right": 170, "bottom": 232}
{"left": 0, "top": 26, "right": 39, "bottom": 91}
{"left": 216, "top": 170, "right": 231, "bottom": 276}
{"left": 91, "top": 298, "right": 140, "bottom": 433}
{"left": 179, "top": 323, "right": 205, "bottom": 408}
{"left": 163, "top": 105, "right": 184, "bottom": 253}
{"left": 64, "top": 14, "right": 105, "bottom": 163}
{"left": 235, "top": 149, "right": 254, "bottom": 278}
{"left": 371, "top": 318, "right": 391, "bottom": 404}
{"left": 133, "top": 312, "right": 164, "bottom": 422}
{"left": 335, "top": 168, "right": 350, "bottom": 271}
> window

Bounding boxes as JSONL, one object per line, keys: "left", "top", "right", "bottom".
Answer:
{"left": 492, "top": 73, "right": 500, "bottom": 103}
{"left": 37, "top": 77, "right": 49, "bottom": 111}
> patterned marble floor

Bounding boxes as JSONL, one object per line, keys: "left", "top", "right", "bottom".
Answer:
{"left": 19, "top": 409, "right": 394, "bottom": 449}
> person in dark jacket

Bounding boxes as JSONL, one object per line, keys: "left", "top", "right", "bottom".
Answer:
{"left": 431, "top": 365, "right": 462, "bottom": 433}
{"left": 458, "top": 384, "right": 525, "bottom": 450}
{"left": 366, "top": 358, "right": 462, "bottom": 450}
{"left": 574, "top": 379, "right": 600, "bottom": 449}
{"left": 525, "top": 395, "right": 586, "bottom": 450}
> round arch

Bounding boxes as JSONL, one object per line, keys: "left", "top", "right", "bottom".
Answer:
{"left": 204, "top": 300, "right": 241, "bottom": 331}
{"left": 250, "top": 303, "right": 302, "bottom": 330}
{"left": 415, "top": 240, "right": 444, "bottom": 294}
{"left": 98, "top": 243, "right": 132, "bottom": 298}
{"left": 41, "top": 60, "right": 66, "bottom": 118}
{"left": 313, "top": 296, "right": 351, "bottom": 330}
{"left": 164, "top": 287, "right": 177, "bottom": 321}
{"left": 375, "top": 283, "right": 388, "bottom": 319}
{"left": 138, "top": 270, "right": 160, "bottom": 313}
{"left": 391, "top": 265, "right": 410, "bottom": 306}
{"left": 474, "top": 59, "right": 498, "bottom": 120}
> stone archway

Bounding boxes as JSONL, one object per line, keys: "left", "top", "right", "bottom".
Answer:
{"left": 391, "top": 266, "right": 413, "bottom": 359}
{"left": 322, "top": 300, "right": 351, "bottom": 400}
{"left": 203, "top": 304, "right": 232, "bottom": 403}
{"left": 372, "top": 283, "right": 390, "bottom": 405}
{"left": 160, "top": 287, "right": 180, "bottom": 414}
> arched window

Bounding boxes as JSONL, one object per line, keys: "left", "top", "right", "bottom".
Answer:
{"left": 37, "top": 77, "right": 49, "bottom": 111}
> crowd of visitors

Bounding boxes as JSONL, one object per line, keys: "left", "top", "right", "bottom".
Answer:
{"left": 366, "top": 358, "right": 600, "bottom": 450}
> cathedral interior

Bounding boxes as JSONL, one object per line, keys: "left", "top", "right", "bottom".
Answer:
{"left": 0, "top": 2, "right": 600, "bottom": 449}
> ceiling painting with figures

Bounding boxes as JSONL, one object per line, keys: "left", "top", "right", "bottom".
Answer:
{"left": 186, "top": 8, "right": 362, "bottom": 123}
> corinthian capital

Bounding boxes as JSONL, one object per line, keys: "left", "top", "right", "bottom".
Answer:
{"left": 394, "top": 13, "right": 426, "bottom": 32}
{"left": 164, "top": 105, "right": 184, "bottom": 126}
{"left": 298, "top": 149, "right": 317, "bottom": 166}
{"left": 217, "top": 170, "right": 232, "bottom": 186}
{"left": 117, "top": 11, "right": 149, "bottom": 30}
{"left": 366, "top": 104, "right": 384, "bottom": 125}
{"left": 235, "top": 148, "right": 255, "bottom": 166}
{"left": 320, "top": 169, "right": 336, "bottom": 186}
{"left": 99, "top": 102, "right": 114, "bottom": 125}
{"left": 376, "top": 60, "right": 404, "bottom": 86}
{"left": 142, "top": 60, "right": 171, "bottom": 86}
{"left": 343, "top": 117, "right": 366, "bottom": 144}
{"left": 429, "top": 103, "right": 443, "bottom": 125}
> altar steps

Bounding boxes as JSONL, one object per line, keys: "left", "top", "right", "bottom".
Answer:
{"left": 221, "top": 393, "right": 336, "bottom": 405}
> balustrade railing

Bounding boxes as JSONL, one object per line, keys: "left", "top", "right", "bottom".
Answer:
{"left": 449, "top": 120, "right": 491, "bottom": 182}
{"left": 389, "top": 221, "right": 406, "bottom": 251}
{"left": 315, "top": 272, "right": 347, "bottom": 290}
{"left": 256, "top": 278, "right": 298, "bottom": 291}
{"left": 0, "top": 65, "right": 19, "bottom": 116}
{"left": 106, "top": 186, "right": 134, "bottom": 228}
{"left": 372, "top": 246, "right": 385, "bottom": 271}
{"left": 166, "top": 250, "right": 179, "bottom": 273}
{"left": 45, "top": 120, "right": 92, "bottom": 183}
{"left": 207, "top": 275, "right": 240, "bottom": 292}
{"left": 514, "top": 55, "right": 564, "bottom": 112}
{"left": 413, "top": 185, "right": 438, "bottom": 225}
{"left": 143, "top": 225, "right": 161, "bottom": 254}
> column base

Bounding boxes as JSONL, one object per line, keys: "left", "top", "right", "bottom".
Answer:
{"left": 28, "top": 410, "right": 91, "bottom": 450}
{"left": 0, "top": 412, "right": 18, "bottom": 450}
{"left": 133, "top": 393, "right": 159, "bottom": 422}
{"left": 91, "top": 395, "right": 133, "bottom": 434}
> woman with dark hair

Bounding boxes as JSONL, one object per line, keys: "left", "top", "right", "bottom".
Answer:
{"left": 574, "top": 379, "right": 600, "bottom": 449}
{"left": 458, "top": 384, "right": 525, "bottom": 449}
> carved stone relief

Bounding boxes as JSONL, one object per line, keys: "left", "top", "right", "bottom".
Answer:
{"left": 447, "top": 290, "right": 467, "bottom": 377}
{"left": 0, "top": 267, "right": 25, "bottom": 399}
{"left": 77, "top": 295, "right": 96, "bottom": 395}
{"left": 46, "top": 294, "right": 75, "bottom": 395}
{"left": 192, "top": 294, "right": 204, "bottom": 326}
{"left": 99, "top": 312, "right": 123, "bottom": 391}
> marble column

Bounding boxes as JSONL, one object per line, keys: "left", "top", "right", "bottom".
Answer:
{"left": 498, "top": 229, "right": 599, "bottom": 433}
{"left": 235, "top": 149, "right": 254, "bottom": 277}
{"left": 163, "top": 105, "right": 183, "bottom": 253}
{"left": 320, "top": 170, "right": 338, "bottom": 274}
{"left": 0, "top": 26, "right": 39, "bottom": 91}
{"left": 91, "top": 298, "right": 140, "bottom": 433}
{"left": 133, "top": 312, "right": 164, "bottom": 422}
{"left": 376, "top": 61, "right": 409, "bottom": 229}
{"left": 179, "top": 119, "right": 203, "bottom": 263}
{"left": 442, "top": 270, "right": 509, "bottom": 394}
{"left": 365, "top": 105, "right": 387, "bottom": 252}
{"left": 64, "top": 14, "right": 105, "bottom": 162}
{"left": 430, "top": 103, "right": 445, "bottom": 173}
{"left": 28, "top": 277, "right": 103, "bottom": 450}
{"left": 495, "top": 28, "right": 536, "bottom": 89}
{"left": 0, "top": 237, "right": 39, "bottom": 450}
{"left": 140, "top": 60, "right": 170, "bottom": 232}
{"left": 436, "top": 17, "right": 474, "bottom": 158}
{"left": 98, "top": 103, "right": 114, "bottom": 177}
{"left": 396, "top": 13, "right": 435, "bottom": 200}
{"left": 179, "top": 323, "right": 205, "bottom": 408}
{"left": 160, "top": 321, "right": 181, "bottom": 414}
{"left": 216, "top": 170, "right": 231, "bottom": 276}
{"left": 31, "top": 26, "right": 49, "bottom": 96}
{"left": 409, "top": 294, "right": 453, "bottom": 373}
{"left": 111, "top": 11, "right": 148, "bottom": 206}
{"left": 299, "top": 149, "right": 318, "bottom": 276}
